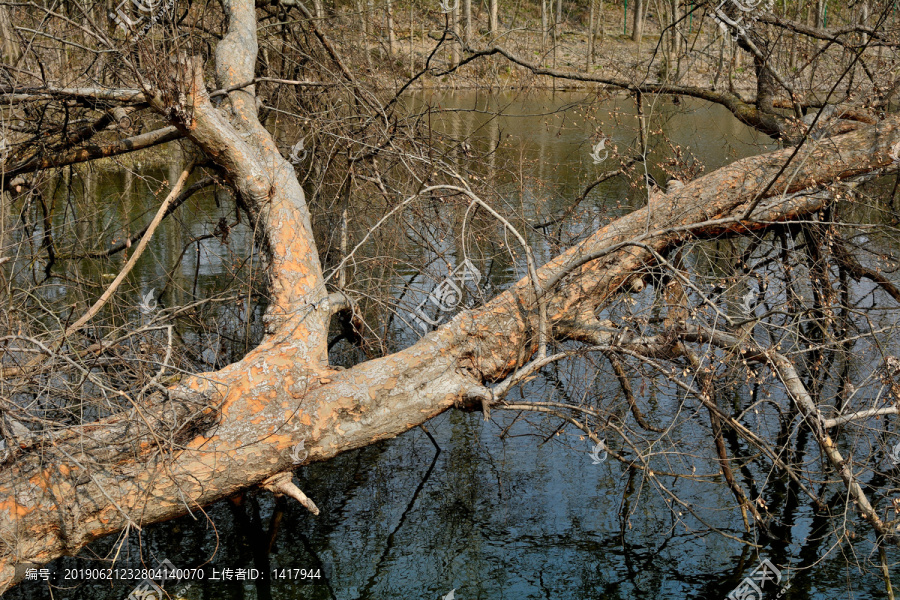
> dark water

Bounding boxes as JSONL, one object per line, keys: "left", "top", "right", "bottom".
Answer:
{"left": 8, "top": 92, "right": 898, "bottom": 599}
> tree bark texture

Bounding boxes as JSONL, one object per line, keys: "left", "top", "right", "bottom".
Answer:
{"left": 386, "top": 0, "right": 396, "bottom": 53}
{"left": 631, "top": 0, "right": 644, "bottom": 42}
{"left": 489, "top": 0, "right": 498, "bottom": 35}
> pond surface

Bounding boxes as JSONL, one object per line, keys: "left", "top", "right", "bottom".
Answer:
{"left": 8, "top": 91, "right": 898, "bottom": 600}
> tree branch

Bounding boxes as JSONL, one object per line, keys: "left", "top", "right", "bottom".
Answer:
{"left": 2, "top": 126, "right": 182, "bottom": 186}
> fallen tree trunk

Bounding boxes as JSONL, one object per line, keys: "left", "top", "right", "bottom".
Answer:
{"left": 2, "top": 1, "right": 900, "bottom": 592}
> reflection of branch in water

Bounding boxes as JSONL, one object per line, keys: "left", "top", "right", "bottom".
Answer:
{"left": 249, "top": 495, "right": 274, "bottom": 600}
{"left": 224, "top": 494, "right": 274, "bottom": 600}
{"left": 273, "top": 497, "right": 339, "bottom": 600}
{"left": 532, "top": 162, "right": 633, "bottom": 231}
{"left": 615, "top": 469, "right": 684, "bottom": 592}
{"left": 236, "top": 481, "right": 337, "bottom": 599}
{"left": 789, "top": 489, "right": 848, "bottom": 586}
{"left": 543, "top": 364, "right": 577, "bottom": 406}
{"left": 357, "top": 428, "right": 442, "bottom": 599}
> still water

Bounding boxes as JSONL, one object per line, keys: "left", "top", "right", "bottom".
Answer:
{"left": 7, "top": 91, "right": 897, "bottom": 599}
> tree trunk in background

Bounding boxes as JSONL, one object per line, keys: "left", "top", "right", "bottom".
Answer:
{"left": 409, "top": 1, "right": 415, "bottom": 75}
{"left": 670, "top": 0, "right": 681, "bottom": 57}
{"left": 0, "top": 6, "right": 20, "bottom": 68}
{"left": 489, "top": 0, "right": 498, "bottom": 35}
{"left": 451, "top": 1, "right": 460, "bottom": 68}
{"left": 358, "top": 0, "right": 368, "bottom": 36}
{"left": 541, "top": 0, "right": 548, "bottom": 49}
{"left": 551, "top": 0, "right": 558, "bottom": 72}
{"left": 598, "top": 0, "right": 604, "bottom": 43}
{"left": 587, "top": 0, "right": 595, "bottom": 71}
{"left": 463, "top": 0, "right": 471, "bottom": 44}
{"left": 386, "top": 0, "right": 396, "bottom": 53}
{"left": 861, "top": 1, "right": 869, "bottom": 44}
{"left": 631, "top": 0, "right": 644, "bottom": 42}
{"left": 359, "top": 0, "right": 374, "bottom": 68}
{"left": 312, "top": 0, "right": 324, "bottom": 19}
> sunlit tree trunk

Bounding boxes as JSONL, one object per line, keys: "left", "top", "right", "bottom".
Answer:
{"left": 631, "top": 0, "right": 644, "bottom": 42}
{"left": 489, "top": 0, "right": 498, "bottom": 35}
{"left": 541, "top": 0, "right": 548, "bottom": 49}
{"left": 670, "top": 0, "right": 681, "bottom": 57}
{"left": 861, "top": 1, "right": 869, "bottom": 44}
{"left": 451, "top": 1, "right": 460, "bottom": 68}
{"left": 386, "top": 0, "right": 396, "bottom": 53}
{"left": 463, "top": 0, "right": 471, "bottom": 44}
{"left": 586, "top": 0, "right": 595, "bottom": 71}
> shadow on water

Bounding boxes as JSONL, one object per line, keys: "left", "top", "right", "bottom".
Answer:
{"left": 8, "top": 92, "right": 898, "bottom": 600}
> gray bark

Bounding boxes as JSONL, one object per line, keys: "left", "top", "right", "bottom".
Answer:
{"left": 631, "top": 0, "right": 644, "bottom": 43}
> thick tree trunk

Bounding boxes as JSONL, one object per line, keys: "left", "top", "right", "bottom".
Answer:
{"left": 2, "top": 0, "right": 900, "bottom": 593}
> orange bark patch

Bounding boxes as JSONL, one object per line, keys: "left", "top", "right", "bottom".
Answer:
{"left": 0, "top": 499, "right": 32, "bottom": 518}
